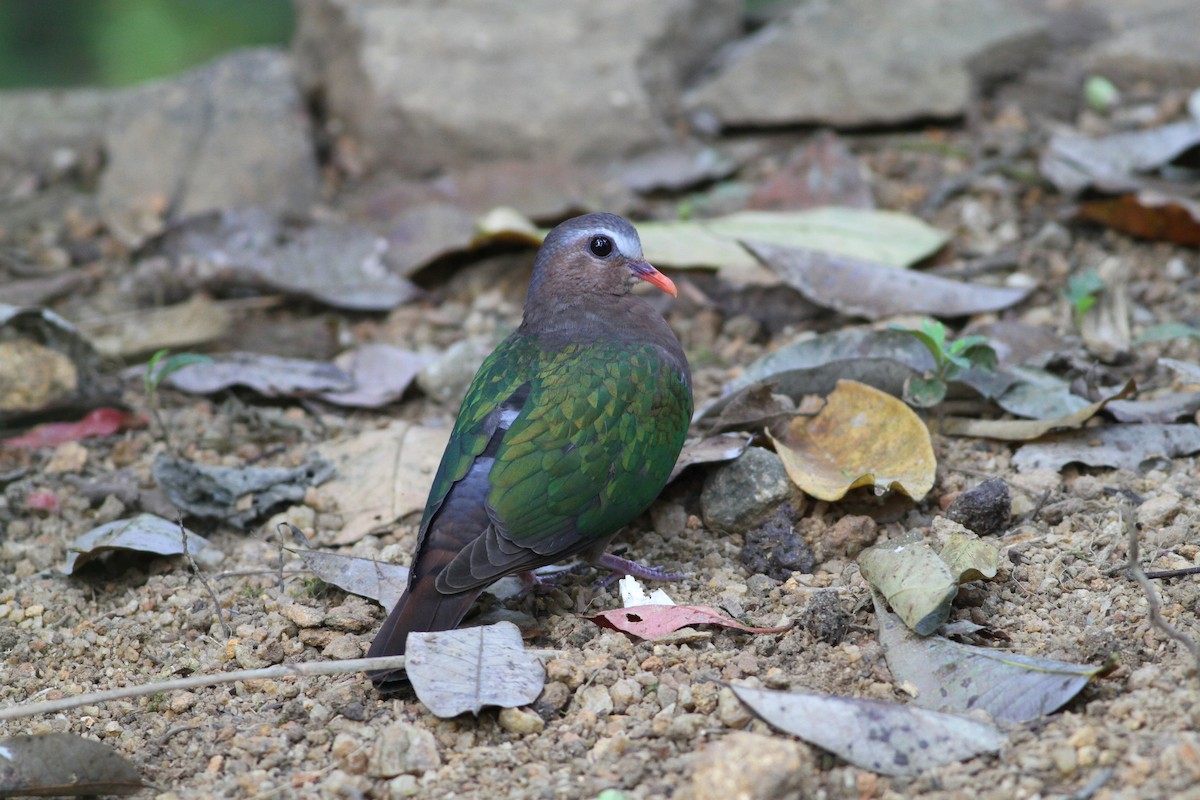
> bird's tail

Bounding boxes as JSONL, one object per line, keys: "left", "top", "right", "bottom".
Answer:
{"left": 365, "top": 574, "right": 483, "bottom": 693}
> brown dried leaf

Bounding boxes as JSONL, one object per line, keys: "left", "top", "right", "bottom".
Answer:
{"left": 768, "top": 379, "right": 936, "bottom": 502}
{"left": 590, "top": 605, "right": 790, "bottom": 641}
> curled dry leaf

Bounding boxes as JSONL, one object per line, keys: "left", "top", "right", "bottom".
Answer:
{"left": 166, "top": 352, "right": 354, "bottom": 397}
{"left": 667, "top": 432, "right": 752, "bottom": 482}
{"left": 316, "top": 344, "right": 433, "bottom": 408}
{"left": 590, "top": 605, "right": 791, "bottom": 641}
{"left": 1077, "top": 192, "right": 1200, "bottom": 248}
{"left": 874, "top": 595, "right": 1107, "bottom": 724}
{"left": 405, "top": 622, "right": 545, "bottom": 718}
{"left": 63, "top": 513, "right": 214, "bottom": 575}
{"left": 767, "top": 379, "right": 936, "bottom": 502}
{"left": 0, "top": 304, "right": 108, "bottom": 425}
{"left": 939, "top": 532, "right": 999, "bottom": 583}
{"left": 858, "top": 533, "right": 957, "bottom": 636}
{"left": 1012, "top": 423, "right": 1200, "bottom": 473}
{"left": 0, "top": 733, "right": 147, "bottom": 797}
{"left": 940, "top": 379, "right": 1135, "bottom": 440}
{"left": 745, "top": 241, "right": 1031, "bottom": 320}
{"left": 730, "top": 684, "right": 1004, "bottom": 776}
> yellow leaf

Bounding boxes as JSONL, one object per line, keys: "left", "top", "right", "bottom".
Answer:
{"left": 767, "top": 379, "right": 935, "bottom": 501}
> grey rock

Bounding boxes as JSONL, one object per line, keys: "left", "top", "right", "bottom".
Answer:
{"left": 685, "top": 0, "right": 1049, "bottom": 128}
{"left": 292, "top": 0, "right": 741, "bottom": 173}
{"left": 701, "top": 447, "right": 794, "bottom": 532}
{"left": 100, "top": 48, "right": 319, "bottom": 239}
{"left": 416, "top": 338, "right": 495, "bottom": 406}
{"left": 0, "top": 49, "right": 320, "bottom": 240}
{"left": 1083, "top": 3, "right": 1200, "bottom": 89}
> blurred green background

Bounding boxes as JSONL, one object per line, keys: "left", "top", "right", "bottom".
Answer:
{"left": 0, "top": 0, "right": 294, "bottom": 88}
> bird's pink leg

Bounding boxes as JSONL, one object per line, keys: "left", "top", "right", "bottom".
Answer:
{"left": 594, "top": 553, "right": 685, "bottom": 587}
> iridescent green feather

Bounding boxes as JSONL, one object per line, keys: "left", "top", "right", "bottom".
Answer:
{"left": 418, "top": 334, "right": 691, "bottom": 555}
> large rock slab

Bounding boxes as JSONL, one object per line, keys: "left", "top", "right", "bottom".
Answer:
{"left": 100, "top": 48, "right": 320, "bottom": 239}
{"left": 1083, "top": 1, "right": 1200, "bottom": 89}
{"left": 0, "top": 48, "right": 320, "bottom": 239}
{"left": 292, "top": 0, "right": 741, "bottom": 173}
{"left": 685, "top": 0, "right": 1049, "bottom": 129}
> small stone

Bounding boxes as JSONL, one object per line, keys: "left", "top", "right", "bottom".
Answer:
{"left": 368, "top": 722, "right": 441, "bottom": 778}
{"left": 716, "top": 687, "right": 752, "bottom": 729}
{"left": 740, "top": 502, "right": 815, "bottom": 580}
{"left": 701, "top": 447, "right": 794, "bottom": 532}
{"left": 819, "top": 514, "right": 878, "bottom": 560}
{"left": 169, "top": 691, "right": 197, "bottom": 713}
{"left": 535, "top": 681, "right": 572, "bottom": 717}
{"left": 281, "top": 603, "right": 325, "bottom": 628}
{"left": 44, "top": 441, "right": 88, "bottom": 474}
{"left": 800, "top": 591, "right": 850, "bottom": 645}
{"left": 498, "top": 706, "right": 545, "bottom": 734}
{"left": 546, "top": 658, "right": 585, "bottom": 689}
{"left": 578, "top": 685, "right": 614, "bottom": 716}
{"left": 667, "top": 713, "right": 707, "bottom": 740}
{"left": 609, "top": 678, "right": 642, "bottom": 712}
{"left": 1137, "top": 492, "right": 1182, "bottom": 528}
{"left": 93, "top": 494, "right": 126, "bottom": 524}
{"left": 322, "top": 634, "right": 363, "bottom": 660}
{"left": 692, "top": 731, "right": 814, "bottom": 800}
{"left": 946, "top": 477, "right": 1012, "bottom": 536}
{"left": 1051, "top": 744, "right": 1077, "bottom": 776}
{"left": 386, "top": 775, "right": 419, "bottom": 798}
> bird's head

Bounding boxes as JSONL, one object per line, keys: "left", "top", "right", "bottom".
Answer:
{"left": 529, "top": 213, "right": 676, "bottom": 300}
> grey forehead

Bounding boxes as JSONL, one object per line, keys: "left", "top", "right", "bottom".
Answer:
{"left": 551, "top": 213, "right": 643, "bottom": 258}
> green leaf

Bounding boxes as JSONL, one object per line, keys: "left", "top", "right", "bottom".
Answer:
{"left": 903, "top": 375, "right": 948, "bottom": 408}
{"left": 858, "top": 533, "right": 957, "bottom": 635}
{"left": 939, "top": 532, "right": 999, "bottom": 583}
{"left": 1136, "top": 323, "right": 1200, "bottom": 344}
{"left": 888, "top": 321, "right": 945, "bottom": 368}
{"left": 145, "top": 350, "right": 214, "bottom": 393}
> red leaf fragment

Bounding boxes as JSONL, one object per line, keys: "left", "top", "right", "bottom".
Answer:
{"left": 25, "top": 489, "right": 60, "bottom": 514}
{"left": 1077, "top": 193, "right": 1200, "bottom": 247}
{"left": 2, "top": 408, "right": 148, "bottom": 448}
{"left": 589, "top": 604, "right": 791, "bottom": 641}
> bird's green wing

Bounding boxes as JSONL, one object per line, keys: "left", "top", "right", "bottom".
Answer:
{"left": 435, "top": 337, "right": 691, "bottom": 590}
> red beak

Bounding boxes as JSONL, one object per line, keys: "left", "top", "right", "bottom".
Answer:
{"left": 629, "top": 260, "right": 677, "bottom": 297}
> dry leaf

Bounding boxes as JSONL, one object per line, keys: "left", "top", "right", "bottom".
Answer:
{"left": 319, "top": 421, "right": 450, "bottom": 544}
{"left": 1077, "top": 192, "right": 1200, "bottom": 248}
{"left": 0, "top": 733, "right": 147, "bottom": 796}
{"left": 2, "top": 408, "right": 147, "bottom": 448}
{"left": 874, "top": 595, "right": 1107, "bottom": 723}
{"left": 940, "top": 379, "right": 1135, "bottom": 440}
{"left": 405, "top": 622, "right": 545, "bottom": 717}
{"left": 63, "top": 514, "right": 214, "bottom": 575}
{"left": 746, "top": 242, "right": 1031, "bottom": 320}
{"left": 730, "top": 684, "right": 1004, "bottom": 776}
{"left": 589, "top": 605, "right": 791, "bottom": 641}
{"left": 1012, "top": 423, "right": 1200, "bottom": 473}
{"left": 858, "top": 533, "right": 957, "bottom": 636}
{"left": 668, "top": 432, "right": 753, "bottom": 482}
{"left": 939, "top": 532, "right": 1000, "bottom": 583}
{"left": 317, "top": 344, "right": 433, "bottom": 408}
{"left": 767, "top": 379, "right": 936, "bottom": 502}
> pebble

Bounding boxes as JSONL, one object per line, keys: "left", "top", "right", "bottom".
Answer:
{"left": 546, "top": 658, "right": 585, "bottom": 689}
{"left": 946, "top": 477, "right": 1012, "bottom": 535}
{"left": 701, "top": 447, "right": 794, "bottom": 532}
{"left": 44, "top": 441, "right": 88, "bottom": 474}
{"left": 368, "top": 722, "right": 441, "bottom": 778}
{"left": 1136, "top": 492, "right": 1182, "bottom": 528}
{"left": 578, "top": 685, "right": 614, "bottom": 716}
{"left": 691, "top": 732, "right": 813, "bottom": 800}
{"left": 498, "top": 706, "right": 545, "bottom": 734}
{"left": 716, "top": 687, "right": 752, "bottom": 729}
{"left": 281, "top": 603, "right": 325, "bottom": 628}
{"left": 535, "top": 681, "right": 571, "bottom": 717}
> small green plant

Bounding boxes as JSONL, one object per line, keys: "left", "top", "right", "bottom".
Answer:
{"left": 143, "top": 348, "right": 213, "bottom": 450}
{"left": 1063, "top": 270, "right": 1105, "bottom": 329}
{"left": 890, "top": 319, "right": 997, "bottom": 407}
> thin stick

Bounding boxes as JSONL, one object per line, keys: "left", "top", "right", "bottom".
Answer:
{"left": 178, "top": 515, "right": 231, "bottom": 639}
{"left": 1145, "top": 565, "right": 1200, "bottom": 580}
{"left": 0, "top": 651, "right": 565, "bottom": 722}
{"left": 1124, "top": 503, "right": 1200, "bottom": 679}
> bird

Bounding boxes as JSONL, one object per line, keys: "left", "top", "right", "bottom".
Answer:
{"left": 366, "top": 212, "right": 692, "bottom": 692}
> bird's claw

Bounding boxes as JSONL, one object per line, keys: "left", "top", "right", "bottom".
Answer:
{"left": 594, "top": 553, "right": 685, "bottom": 588}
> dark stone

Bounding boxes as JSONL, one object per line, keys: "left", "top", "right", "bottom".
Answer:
{"left": 739, "top": 502, "right": 815, "bottom": 581}
{"left": 800, "top": 591, "right": 850, "bottom": 645}
{"left": 946, "top": 477, "right": 1012, "bottom": 536}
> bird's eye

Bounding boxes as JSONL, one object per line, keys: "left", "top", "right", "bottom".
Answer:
{"left": 589, "top": 235, "right": 613, "bottom": 258}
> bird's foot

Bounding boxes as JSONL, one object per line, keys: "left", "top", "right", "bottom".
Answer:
{"left": 518, "top": 566, "right": 580, "bottom": 594}
{"left": 594, "top": 553, "right": 685, "bottom": 588}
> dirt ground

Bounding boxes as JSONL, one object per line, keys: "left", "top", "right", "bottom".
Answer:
{"left": 4, "top": 94, "right": 1200, "bottom": 800}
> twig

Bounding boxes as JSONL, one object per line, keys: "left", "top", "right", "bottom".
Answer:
{"left": 0, "top": 656, "right": 406, "bottom": 722}
{"left": 178, "top": 515, "right": 231, "bottom": 639}
{"left": 1124, "top": 503, "right": 1200, "bottom": 679}
{"left": 1145, "top": 565, "right": 1200, "bottom": 580}
{"left": 0, "top": 650, "right": 565, "bottom": 722}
